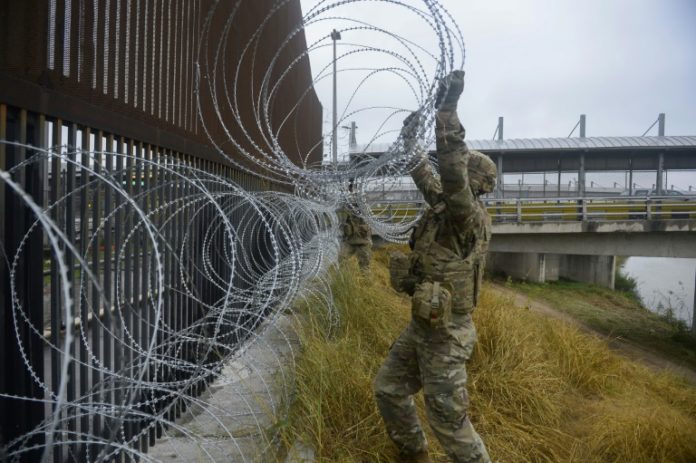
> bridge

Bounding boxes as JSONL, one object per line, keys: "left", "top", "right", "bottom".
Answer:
{"left": 487, "top": 196, "right": 696, "bottom": 258}
{"left": 360, "top": 128, "right": 696, "bottom": 289}
{"left": 484, "top": 195, "right": 696, "bottom": 289}
{"left": 372, "top": 194, "right": 696, "bottom": 290}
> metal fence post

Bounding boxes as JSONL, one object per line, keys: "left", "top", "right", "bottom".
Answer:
{"left": 0, "top": 107, "right": 46, "bottom": 460}
{"left": 0, "top": 104, "right": 6, "bottom": 452}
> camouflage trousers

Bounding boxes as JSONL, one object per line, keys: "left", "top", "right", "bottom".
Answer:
{"left": 374, "top": 315, "right": 491, "bottom": 463}
{"left": 339, "top": 242, "right": 371, "bottom": 270}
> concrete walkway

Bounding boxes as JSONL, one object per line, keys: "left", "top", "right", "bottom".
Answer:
{"left": 147, "top": 313, "right": 301, "bottom": 462}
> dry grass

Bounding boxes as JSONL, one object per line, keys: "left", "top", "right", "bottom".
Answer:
{"left": 281, "top": 247, "right": 696, "bottom": 462}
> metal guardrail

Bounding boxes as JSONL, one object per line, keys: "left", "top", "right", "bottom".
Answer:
{"left": 485, "top": 195, "right": 696, "bottom": 222}
{"left": 370, "top": 195, "right": 696, "bottom": 223}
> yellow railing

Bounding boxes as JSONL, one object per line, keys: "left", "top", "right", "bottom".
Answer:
{"left": 371, "top": 196, "right": 696, "bottom": 222}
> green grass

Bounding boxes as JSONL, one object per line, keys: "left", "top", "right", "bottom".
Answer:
{"left": 613, "top": 256, "right": 641, "bottom": 297}
{"left": 280, "top": 247, "right": 696, "bottom": 462}
{"left": 507, "top": 278, "right": 696, "bottom": 370}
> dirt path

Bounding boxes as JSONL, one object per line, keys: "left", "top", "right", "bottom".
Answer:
{"left": 489, "top": 283, "right": 696, "bottom": 384}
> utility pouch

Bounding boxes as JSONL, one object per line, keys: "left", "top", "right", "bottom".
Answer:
{"left": 411, "top": 281, "right": 452, "bottom": 329}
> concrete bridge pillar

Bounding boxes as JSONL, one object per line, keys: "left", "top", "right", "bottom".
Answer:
{"left": 489, "top": 252, "right": 557, "bottom": 283}
{"left": 489, "top": 252, "right": 615, "bottom": 289}
{"left": 558, "top": 254, "right": 616, "bottom": 289}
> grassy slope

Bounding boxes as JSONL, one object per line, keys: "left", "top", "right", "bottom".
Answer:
{"left": 282, "top": 247, "right": 696, "bottom": 462}
{"left": 507, "top": 279, "right": 696, "bottom": 370}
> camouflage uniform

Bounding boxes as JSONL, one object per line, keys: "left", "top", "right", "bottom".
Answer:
{"left": 374, "top": 72, "right": 495, "bottom": 463}
{"left": 339, "top": 208, "right": 372, "bottom": 271}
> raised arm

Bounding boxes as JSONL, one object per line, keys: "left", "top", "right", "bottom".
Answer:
{"left": 411, "top": 152, "right": 443, "bottom": 207}
{"left": 402, "top": 111, "right": 442, "bottom": 207}
{"left": 434, "top": 71, "right": 478, "bottom": 219}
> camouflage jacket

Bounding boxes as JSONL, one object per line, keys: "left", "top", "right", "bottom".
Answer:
{"left": 341, "top": 209, "right": 372, "bottom": 245}
{"left": 408, "top": 110, "right": 491, "bottom": 313}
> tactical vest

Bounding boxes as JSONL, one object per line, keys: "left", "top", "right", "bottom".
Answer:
{"left": 410, "top": 202, "right": 490, "bottom": 314}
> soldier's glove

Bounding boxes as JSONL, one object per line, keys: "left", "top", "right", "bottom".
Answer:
{"left": 434, "top": 70, "right": 465, "bottom": 111}
{"left": 401, "top": 111, "right": 421, "bottom": 140}
{"left": 403, "top": 110, "right": 420, "bottom": 127}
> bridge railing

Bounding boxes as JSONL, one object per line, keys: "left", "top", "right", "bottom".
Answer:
{"left": 369, "top": 196, "right": 696, "bottom": 223}
{"left": 485, "top": 195, "right": 696, "bottom": 222}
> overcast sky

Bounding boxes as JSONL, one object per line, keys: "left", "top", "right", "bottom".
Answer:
{"left": 299, "top": 0, "right": 696, "bottom": 189}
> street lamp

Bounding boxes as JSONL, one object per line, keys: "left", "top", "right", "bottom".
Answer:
{"left": 331, "top": 29, "right": 342, "bottom": 167}
{"left": 341, "top": 121, "right": 357, "bottom": 150}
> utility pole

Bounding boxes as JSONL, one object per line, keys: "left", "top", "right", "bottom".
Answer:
{"left": 658, "top": 113, "right": 666, "bottom": 136}
{"left": 496, "top": 117, "right": 504, "bottom": 140}
{"left": 568, "top": 114, "right": 587, "bottom": 138}
{"left": 331, "top": 29, "right": 341, "bottom": 166}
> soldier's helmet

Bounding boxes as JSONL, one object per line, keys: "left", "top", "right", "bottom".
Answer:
{"left": 468, "top": 150, "right": 497, "bottom": 194}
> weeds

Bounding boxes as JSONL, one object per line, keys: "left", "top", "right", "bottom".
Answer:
{"left": 282, "top": 248, "right": 696, "bottom": 462}
{"left": 614, "top": 269, "right": 640, "bottom": 300}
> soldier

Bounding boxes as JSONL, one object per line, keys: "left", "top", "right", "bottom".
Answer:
{"left": 339, "top": 184, "right": 372, "bottom": 271}
{"left": 374, "top": 70, "right": 496, "bottom": 463}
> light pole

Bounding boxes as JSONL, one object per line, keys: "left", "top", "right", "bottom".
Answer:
{"left": 331, "top": 29, "right": 341, "bottom": 167}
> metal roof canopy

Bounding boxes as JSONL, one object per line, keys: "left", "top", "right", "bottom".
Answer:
{"left": 354, "top": 135, "right": 696, "bottom": 173}
{"left": 470, "top": 136, "right": 696, "bottom": 173}
{"left": 467, "top": 135, "right": 696, "bottom": 151}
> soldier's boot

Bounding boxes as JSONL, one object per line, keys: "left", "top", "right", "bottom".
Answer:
{"left": 399, "top": 450, "right": 433, "bottom": 463}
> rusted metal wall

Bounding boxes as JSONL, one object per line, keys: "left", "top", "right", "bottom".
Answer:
{"left": 0, "top": 2, "right": 322, "bottom": 459}
{"left": 0, "top": 0, "right": 323, "bottom": 171}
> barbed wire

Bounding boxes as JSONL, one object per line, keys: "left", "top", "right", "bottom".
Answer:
{"left": 0, "top": 1, "right": 463, "bottom": 460}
